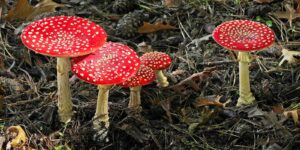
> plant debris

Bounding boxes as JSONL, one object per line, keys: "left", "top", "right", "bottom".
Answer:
{"left": 5, "top": 0, "right": 64, "bottom": 21}
{"left": 1, "top": 0, "right": 300, "bottom": 149}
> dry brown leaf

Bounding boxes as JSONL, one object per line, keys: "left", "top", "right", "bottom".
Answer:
{"left": 297, "top": 0, "right": 300, "bottom": 13}
{"left": 254, "top": 0, "right": 273, "bottom": 3}
{"left": 138, "top": 22, "right": 177, "bottom": 34}
{"left": 5, "top": 0, "right": 33, "bottom": 21}
{"left": 279, "top": 48, "right": 300, "bottom": 66}
{"left": 272, "top": 104, "right": 284, "bottom": 113}
{"left": 171, "top": 67, "right": 216, "bottom": 94}
{"left": 283, "top": 110, "right": 300, "bottom": 125}
{"left": 32, "top": 0, "right": 64, "bottom": 17}
{"left": 6, "top": 125, "right": 27, "bottom": 148}
{"left": 5, "top": 0, "right": 64, "bottom": 21}
{"left": 272, "top": 104, "right": 300, "bottom": 125}
{"left": 164, "top": 0, "right": 182, "bottom": 7}
{"left": 194, "top": 95, "right": 224, "bottom": 107}
{"left": 272, "top": 4, "right": 300, "bottom": 26}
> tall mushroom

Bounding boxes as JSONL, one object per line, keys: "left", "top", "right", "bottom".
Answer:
{"left": 71, "top": 42, "right": 140, "bottom": 133}
{"left": 212, "top": 20, "right": 275, "bottom": 106}
{"left": 140, "top": 52, "right": 172, "bottom": 87}
{"left": 21, "top": 16, "right": 107, "bottom": 123}
{"left": 119, "top": 65, "right": 155, "bottom": 113}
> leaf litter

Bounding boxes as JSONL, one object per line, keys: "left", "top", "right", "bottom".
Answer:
{"left": 0, "top": 0, "right": 300, "bottom": 149}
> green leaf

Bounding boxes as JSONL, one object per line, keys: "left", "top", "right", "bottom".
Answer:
{"left": 265, "top": 20, "right": 273, "bottom": 27}
{"left": 255, "top": 16, "right": 263, "bottom": 22}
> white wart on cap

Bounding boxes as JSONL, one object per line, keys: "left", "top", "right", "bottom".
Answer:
{"left": 119, "top": 65, "right": 155, "bottom": 87}
{"left": 212, "top": 20, "right": 275, "bottom": 52}
{"left": 140, "top": 52, "right": 172, "bottom": 70}
{"left": 21, "top": 16, "right": 107, "bottom": 57}
{"left": 71, "top": 42, "right": 141, "bottom": 85}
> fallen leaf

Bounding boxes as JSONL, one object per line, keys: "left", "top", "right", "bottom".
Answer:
{"left": 254, "top": 0, "right": 273, "bottom": 3}
{"left": 272, "top": 104, "right": 284, "bottom": 113}
{"left": 298, "top": 0, "right": 300, "bottom": 13}
{"left": 283, "top": 110, "right": 300, "bottom": 125}
{"left": 5, "top": 0, "right": 64, "bottom": 21}
{"left": 5, "top": 0, "right": 33, "bottom": 21}
{"left": 272, "top": 103, "right": 300, "bottom": 125}
{"left": 6, "top": 125, "right": 27, "bottom": 148}
{"left": 32, "top": 0, "right": 64, "bottom": 18}
{"left": 138, "top": 22, "right": 177, "bottom": 33}
{"left": 279, "top": 48, "right": 300, "bottom": 66}
{"left": 194, "top": 95, "right": 224, "bottom": 107}
{"left": 164, "top": 0, "right": 182, "bottom": 8}
{"left": 272, "top": 4, "right": 300, "bottom": 26}
{"left": 171, "top": 67, "right": 216, "bottom": 94}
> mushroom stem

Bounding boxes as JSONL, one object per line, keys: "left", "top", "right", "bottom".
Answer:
{"left": 128, "top": 86, "right": 142, "bottom": 112}
{"left": 93, "top": 85, "right": 112, "bottom": 130}
{"left": 156, "top": 70, "right": 169, "bottom": 87}
{"left": 237, "top": 52, "right": 256, "bottom": 106}
{"left": 57, "top": 57, "right": 73, "bottom": 123}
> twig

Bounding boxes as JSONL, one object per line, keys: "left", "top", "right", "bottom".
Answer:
{"left": 198, "top": 60, "right": 237, "bottom": 66}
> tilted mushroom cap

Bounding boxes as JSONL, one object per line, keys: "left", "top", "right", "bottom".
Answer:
{"left": 212, "top": 20, "right": 275, "bottom": 52}
{"left": 21, "top": 16, "right": 107, "bottom": 57}
{"left": 71, "top": 42, "right": 141, "bottom": 85}
{"left": 140, "top": 52, "right": 172, "bottom": 70}
{"left": 119, "top": 65, "right": 155, "bottom": 87}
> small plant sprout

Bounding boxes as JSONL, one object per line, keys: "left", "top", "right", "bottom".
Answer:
{"left": 140, "top": 51, "right": 172, "bottom": 87}
{"left": 21, "top": 16, "right": 107, "bottom": 123}
{"left": 71, "top": 42, "right": 140, "bottom": 137}
{"left": 212, "top": 20, "right": 275, "bottom": 106}
{"left": 119, "top": 65, "right": 155, "bottom": 113}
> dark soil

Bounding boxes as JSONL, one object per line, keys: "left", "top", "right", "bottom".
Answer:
{"left": 1, "top": 0, "right": 300, "bottom": 149}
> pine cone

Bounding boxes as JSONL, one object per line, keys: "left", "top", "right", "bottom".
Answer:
{"left": 115, "top": 11, "right": 145, "bottom": 37}
{"left": 112, "top": 0, "right": 137, "bottom": 14}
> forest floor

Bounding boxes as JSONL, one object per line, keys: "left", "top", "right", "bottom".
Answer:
{"left": 1, "top": 0, "right": 300, "bottom": 149}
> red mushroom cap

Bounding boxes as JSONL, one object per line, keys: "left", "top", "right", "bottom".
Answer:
{"left": 71, "top": 42, "right": 140, "bottom": 85}
{"left": 119, "top": 65, "right": 155, "bottom": 87}
{"left": 21, "top": 16, "right": 107, "bottom": 57}
{"left": 140, "top": 52, "right": 172, "bottom": 70}
{"left": 212, "top": 20, "right": 275, "bottom": 52}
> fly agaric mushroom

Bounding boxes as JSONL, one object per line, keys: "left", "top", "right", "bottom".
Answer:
{"left": 212, "top": 20, "right": 275, "bottom": 106}
{"left": 21, "top": 16, "right": 107, "bottom": 123}
{"left": 71, "top": 42, "right": 140, "bottom": 133}
{"left": 119, "top": 65, "right": 155, "bottom": 112}
{"left": 140, "top": 52, "right": 172, "bottom": 87}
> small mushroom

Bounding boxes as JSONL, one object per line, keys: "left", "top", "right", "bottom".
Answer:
{"left": 119, "top": 65, "right": 155, "bottom": 113}
{"left": 21, "top": 16, "right": 107, "bottom": 123}
{"left": 71, "top": 42, "right": 140, "bottom": 134}
{"left": 140, "top": 51, "right": 172, "bottom": 87}
{"left": 212, "top": 20, "right": 275, "bottom": 106}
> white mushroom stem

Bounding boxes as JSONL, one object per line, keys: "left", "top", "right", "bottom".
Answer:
{"left": 128, "top": 86, "right": 142, "bottom": 112}
{"left": 156, "top": 70, "right": 169, "bottom": 87}
{"left": 57, "top": 57, "right": 73, "bottom": 123}
{"left": 236, "top": 52, "right": 256, "bottom": 106}
{"left": 93, "top": 85, "right": 112, "bottom": 130}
